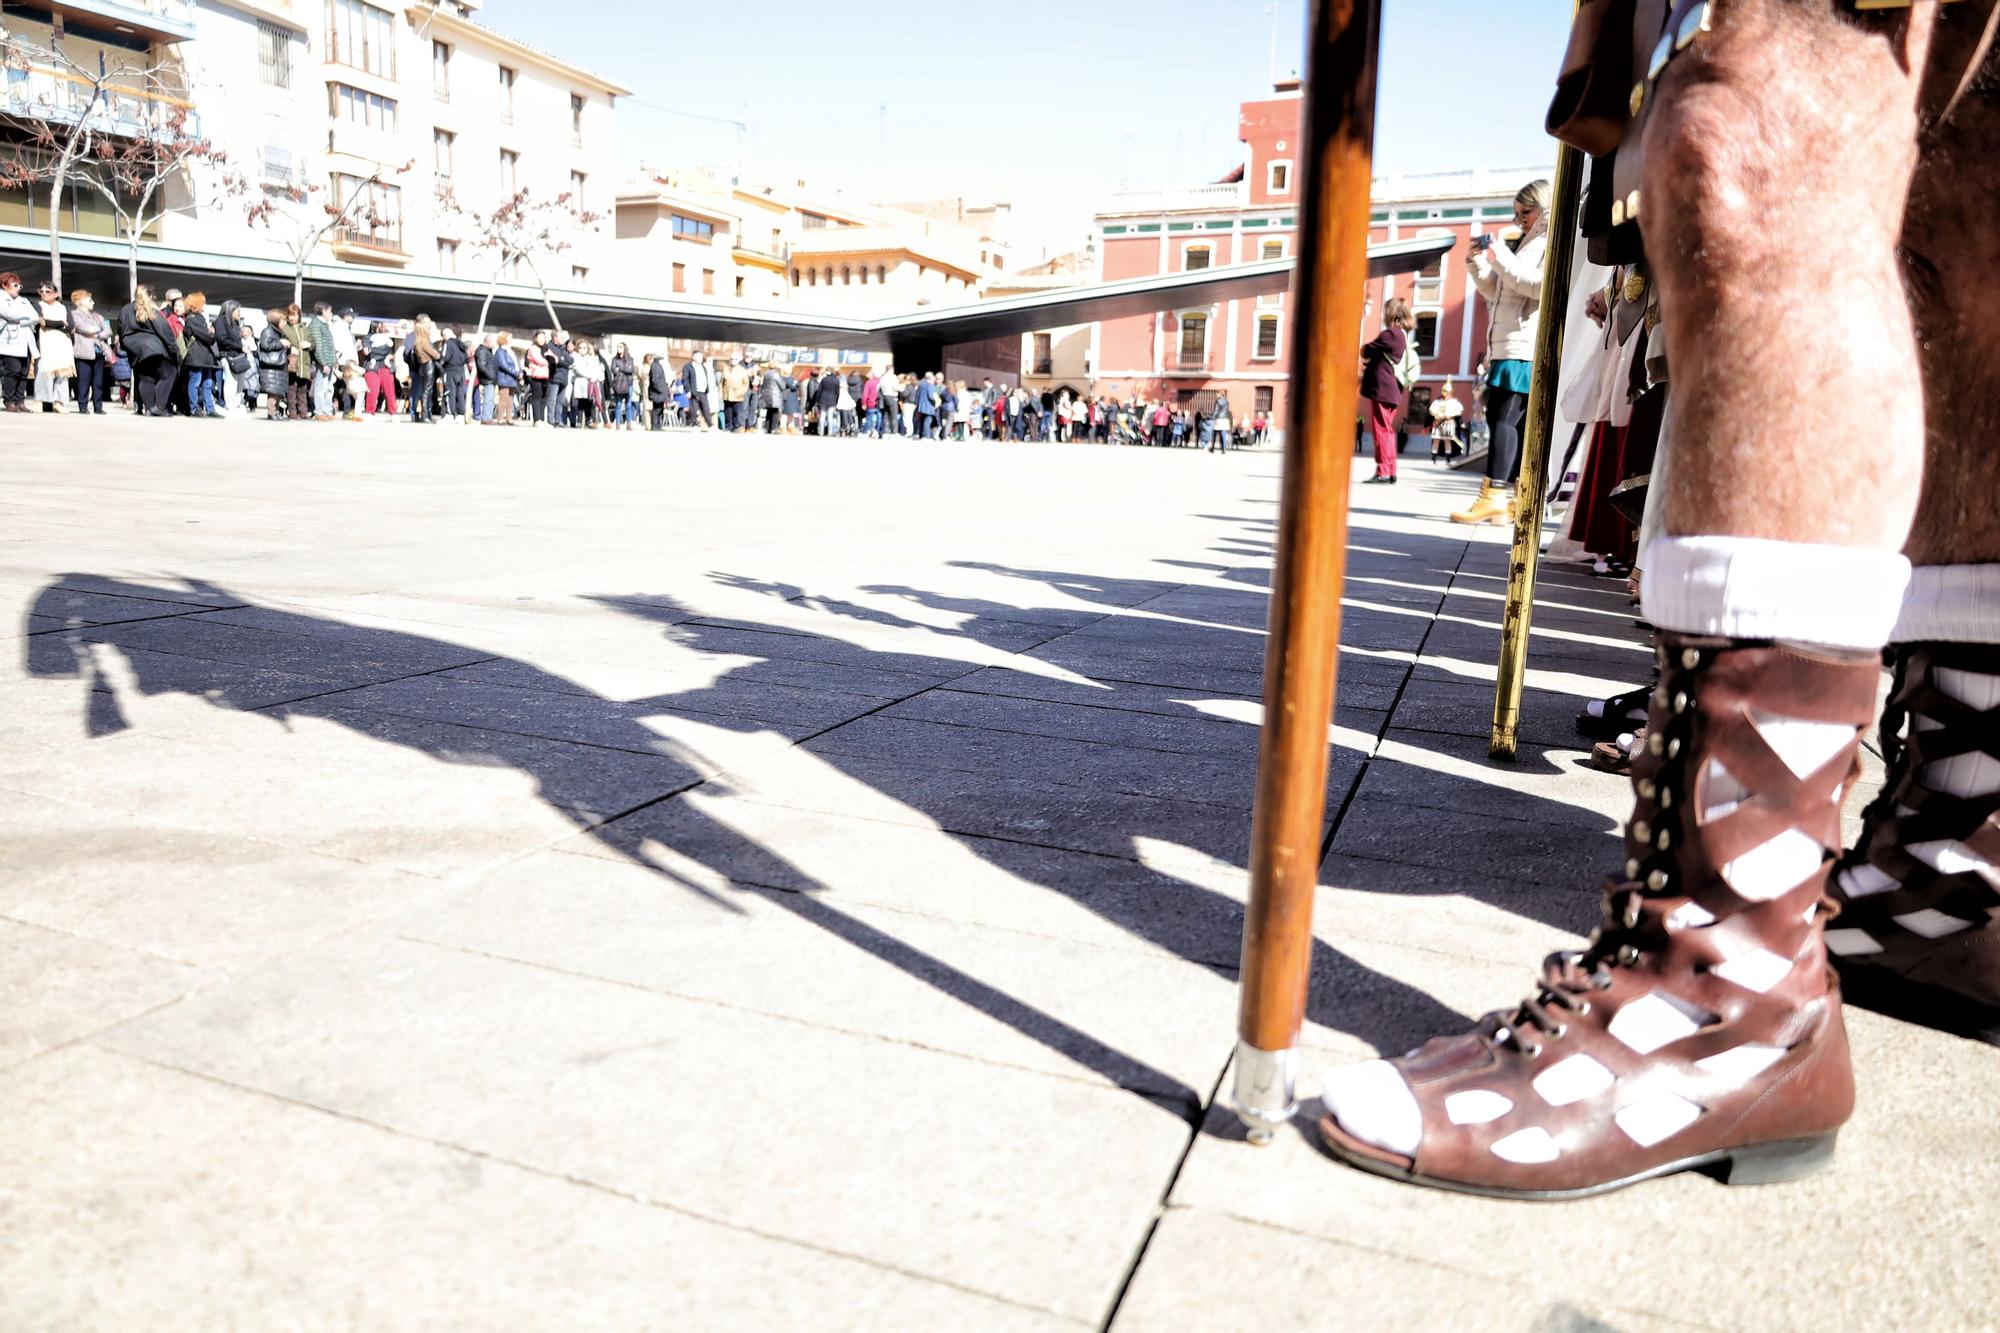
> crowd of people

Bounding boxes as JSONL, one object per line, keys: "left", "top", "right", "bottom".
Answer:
{"left": 3, "top": 272, "right": 1272, "bottom": 449}
{"left": 674, "top": 357, "right": 1271, "bottom": 451}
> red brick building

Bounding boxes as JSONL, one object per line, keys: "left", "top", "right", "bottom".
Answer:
{"left": 1086, "top": 80, "right": 1550, "bottom": 427}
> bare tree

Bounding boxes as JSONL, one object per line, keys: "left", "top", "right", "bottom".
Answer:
{"left": 436, "top": 184, "right": 602, "bottom": 336}
{"left": 244, "top": 161, "right": 411, "bottom": 308}
{"left": 0, "top": 30, "right": 190, "bottom": 290}
{"left": 69, "top": 104, "right": 250, "bottom": 297}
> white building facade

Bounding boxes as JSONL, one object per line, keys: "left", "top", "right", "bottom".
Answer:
{"left": 1, "top": 0, "right": 625, "bottom": 299}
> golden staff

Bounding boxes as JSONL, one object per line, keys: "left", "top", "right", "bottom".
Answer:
{"left": 1488, "top": 139, "right": 1585, "bottom": 761}
{"left": 1230, "top": 0, "right": 1382, "bottom": 1143}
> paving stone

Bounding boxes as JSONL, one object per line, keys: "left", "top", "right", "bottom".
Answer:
{"left": 559, "top": 787, "right": 1260, "bottom": 965}
{"left": 11, "top": 587, "right": 233, "bottom": 627}
{"left": 1388, "top": 672, "right": 1606, "bottom": 751}
{"left": 945, "top": 662, "right": 1399, "bottom": 721}
{"left": 1329, "top": 794, "right": 1623, "bottom": 889}
{"left": 1316, "top": 851, "right": 1597, "bottom": 965}
{"left": 885, "top": 688, "right": 1273, "bottom": 757}
{"left": 72, "top": 612, "right": 493, "bottom": 682}
{"left": 807, "top": 714, "right": 1276, "bottom": 810}
{"left": 0, "top": 711, "right": 695, "bottom": 878}
{"left": 0, "top": 787, "right": 432, "bottom": 969}
{"left": 1113, "top": 1210, "right": 1701, "bottom": 1333}
{"left": 388, "top": 849, "right": 1235, "bottom": 1102}
{"left": 102, "top": 934, "right": 1192, "bottom": 1321}
{"left": 637, "top": 620, "right": 987, "bottom": 680}
{"left": 0, "top": 1047, "right": 1070, "bottom": 1332}
{"left": 0, "top": 917, "right": 200, "bottom": 1070}
{"left": 15, "top": 635, "right": 352, "bottom": 722}
{"left": 319, "top": 671, "right": 847, "bottom": 756}
{"left": 443, "top": 651, "right": 934, "bottom": 707}
{"left": 723, "top": 746, "right": 1260, "bottom": 866}
{"left": 1357, "top": 729, "right": 1633, "bottom": 830}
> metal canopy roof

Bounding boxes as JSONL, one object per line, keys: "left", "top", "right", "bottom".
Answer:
{"left": 0, "top": 228, "right": 1452, "bottom": 350}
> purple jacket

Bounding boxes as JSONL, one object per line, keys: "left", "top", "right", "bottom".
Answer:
{"left": 1359, "top": 324, "right": 1408, "bottom": 405}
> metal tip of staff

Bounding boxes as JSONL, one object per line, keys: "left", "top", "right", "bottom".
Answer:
{"left": 1229, "top": 1040, "right": 1298, "bottom": 1145}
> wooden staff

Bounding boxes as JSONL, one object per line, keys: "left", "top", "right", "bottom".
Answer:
{"left": 1487, "top": 140, "right": 1584, "bottom": 761}
{"left": 1231, "top": 0, "right": 1383, "bottom": 1145}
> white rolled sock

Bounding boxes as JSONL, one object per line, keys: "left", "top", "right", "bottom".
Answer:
{"left": 1892, "top": 564, "right": 2000, "bottom": 644}
{"left": 1642, "top": 536, "right": 1910, "bottom": 650}
{"left": 1320, "top": 1058, "right": 1421, "bottom": 1158}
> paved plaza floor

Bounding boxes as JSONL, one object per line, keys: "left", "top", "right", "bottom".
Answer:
{"left": 2, "top": 415, "right": 1995, "bottom": 1330}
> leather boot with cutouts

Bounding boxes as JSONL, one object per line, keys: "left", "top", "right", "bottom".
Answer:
{"left": 1319, "top": 635, "right": 1881, "bottom": 1199}
{"left": 1830, "top": 642, "right": 2000, "bottom": 1044}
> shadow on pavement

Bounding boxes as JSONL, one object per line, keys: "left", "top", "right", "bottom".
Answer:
{"left": 21, "top": 511, "right": 1635, "bottom": 1108}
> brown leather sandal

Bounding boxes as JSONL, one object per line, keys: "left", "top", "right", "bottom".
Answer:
{"left": 1829, "top": 642, "right": 2000, "bottom": 1045}
{"left": 1589, "top": 727, "right": 1644, "bottom": 774}
{"left": 1320, "top": 635, "right": 1880, "bottom": 1199}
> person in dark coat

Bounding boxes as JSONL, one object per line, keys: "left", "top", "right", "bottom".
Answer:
{"left": 814, "top": 366, "right": 842, "bottom": 435}
{"left": 440, "top": 325, "right": 468, "bottom": 421}
{"left": 116, "top": 286, "right": 178, "bottom": 417}
{"left": 255, "top": 309, "right": 292, "bottom": 419}
{"left": 1359, "top": 295, "right": 1414, "bottom": 484}
{"left": 215, "top": 299, "right": 248, "bottom": 412}
{"left": 915, "top": 372, "right": 941, "bottom": 439}
{"left": 759, "top": 365, "right": 785, "bottom": 434}
{"left": 646, "top": 352, "right": 673, "bottom": 431}
{"left": 544, "top": 332, "right": 572, "bottom": 426}
{"left": 472, "top": 334, "right": 496, "bottom": 422}
{"left": 180, "top": 292, "right": 220, "bottom": 417}
{"left": 678, "top": 350, "right": 715, "bottom": 429}
{"left": 607, "top": 344, "right": 636, "bottom": 429}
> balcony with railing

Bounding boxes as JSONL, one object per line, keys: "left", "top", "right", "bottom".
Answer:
{"left": 731, "top": 239, "right": 788, "bottom": 266}
{"left": 328, "top": 222, "right": 408, "bottom": 261}
{"left": 0, "top": 62, "right": 201, "bottom": 140}
{"left": 257, "top": 147, "right": 309, "bottom": 189}
{"left": 38, "top": 0, "right": 197, "bottom": 44}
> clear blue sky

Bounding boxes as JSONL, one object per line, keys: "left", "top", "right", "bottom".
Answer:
{"left": 479, "top": 0, "right": 1570, "bottom": 213}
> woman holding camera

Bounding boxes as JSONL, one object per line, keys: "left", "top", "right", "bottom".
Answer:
{"left": 1452, "top": 178, "right": 1550, "bottom": 525}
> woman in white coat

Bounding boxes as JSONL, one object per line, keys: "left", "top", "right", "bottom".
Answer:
{"left": 32, "top": 281, "right": 75, "bottom": 411}
{"left": 0, "top": 272, "right": 38, "bottom": 413}
{"left": 1452, "top": 178, "right": 1550, "bottom": 526}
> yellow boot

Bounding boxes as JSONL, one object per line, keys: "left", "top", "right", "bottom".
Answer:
{"left": 1450, "top": 481, "right": 1514, "bottom": 526}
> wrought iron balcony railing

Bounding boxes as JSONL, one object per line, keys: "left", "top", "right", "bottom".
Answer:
{"left": 0, "top": 63, "right": 202, "bottom": 140}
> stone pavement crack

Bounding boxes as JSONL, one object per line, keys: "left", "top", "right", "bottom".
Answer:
{"left": 399, "top": 932, "right": 1203, "bottom": 1110}
{"left": 1317, "top": 532, "right": 1477, "bottom": 862}
{"left": 1092, "top": 1051, "right": 1232, "bottom": 1332}
{"left": 104, "top": 1050, "right": 1078, "bottom": 1324}
{"left": 20, "top": 602, "right": 249, "bottom": 636}
{"left": 240, "top": 655, "right": 508, "bottom": 714}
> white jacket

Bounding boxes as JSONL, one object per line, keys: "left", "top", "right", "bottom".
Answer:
{"left": 0, "top": 291, "right": 35, "bottom": 357}
{"left": 1471, "top": 218, "right": 1548, "bottom": 365}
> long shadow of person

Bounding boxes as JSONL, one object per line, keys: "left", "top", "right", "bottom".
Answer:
{"left": 593, "top": 563, "right": 1615, "bottom": 1047}
{"left": 22, "top": 573, "right": 1209, "bottom": 1111}
{"left": 25, "top": 545, "right": 1617, "bottom": 1110}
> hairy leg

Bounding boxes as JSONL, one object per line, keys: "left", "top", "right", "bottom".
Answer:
{"left": 1904, "top": 8, "right": 2000, "bottom": 565}
{"left": 1644, "top": 1, "right": 1940, "bottom": 549}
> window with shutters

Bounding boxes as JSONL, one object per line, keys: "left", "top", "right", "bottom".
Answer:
{"left": 1253, "top": 314, "right": 1280, "bottom": 360}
